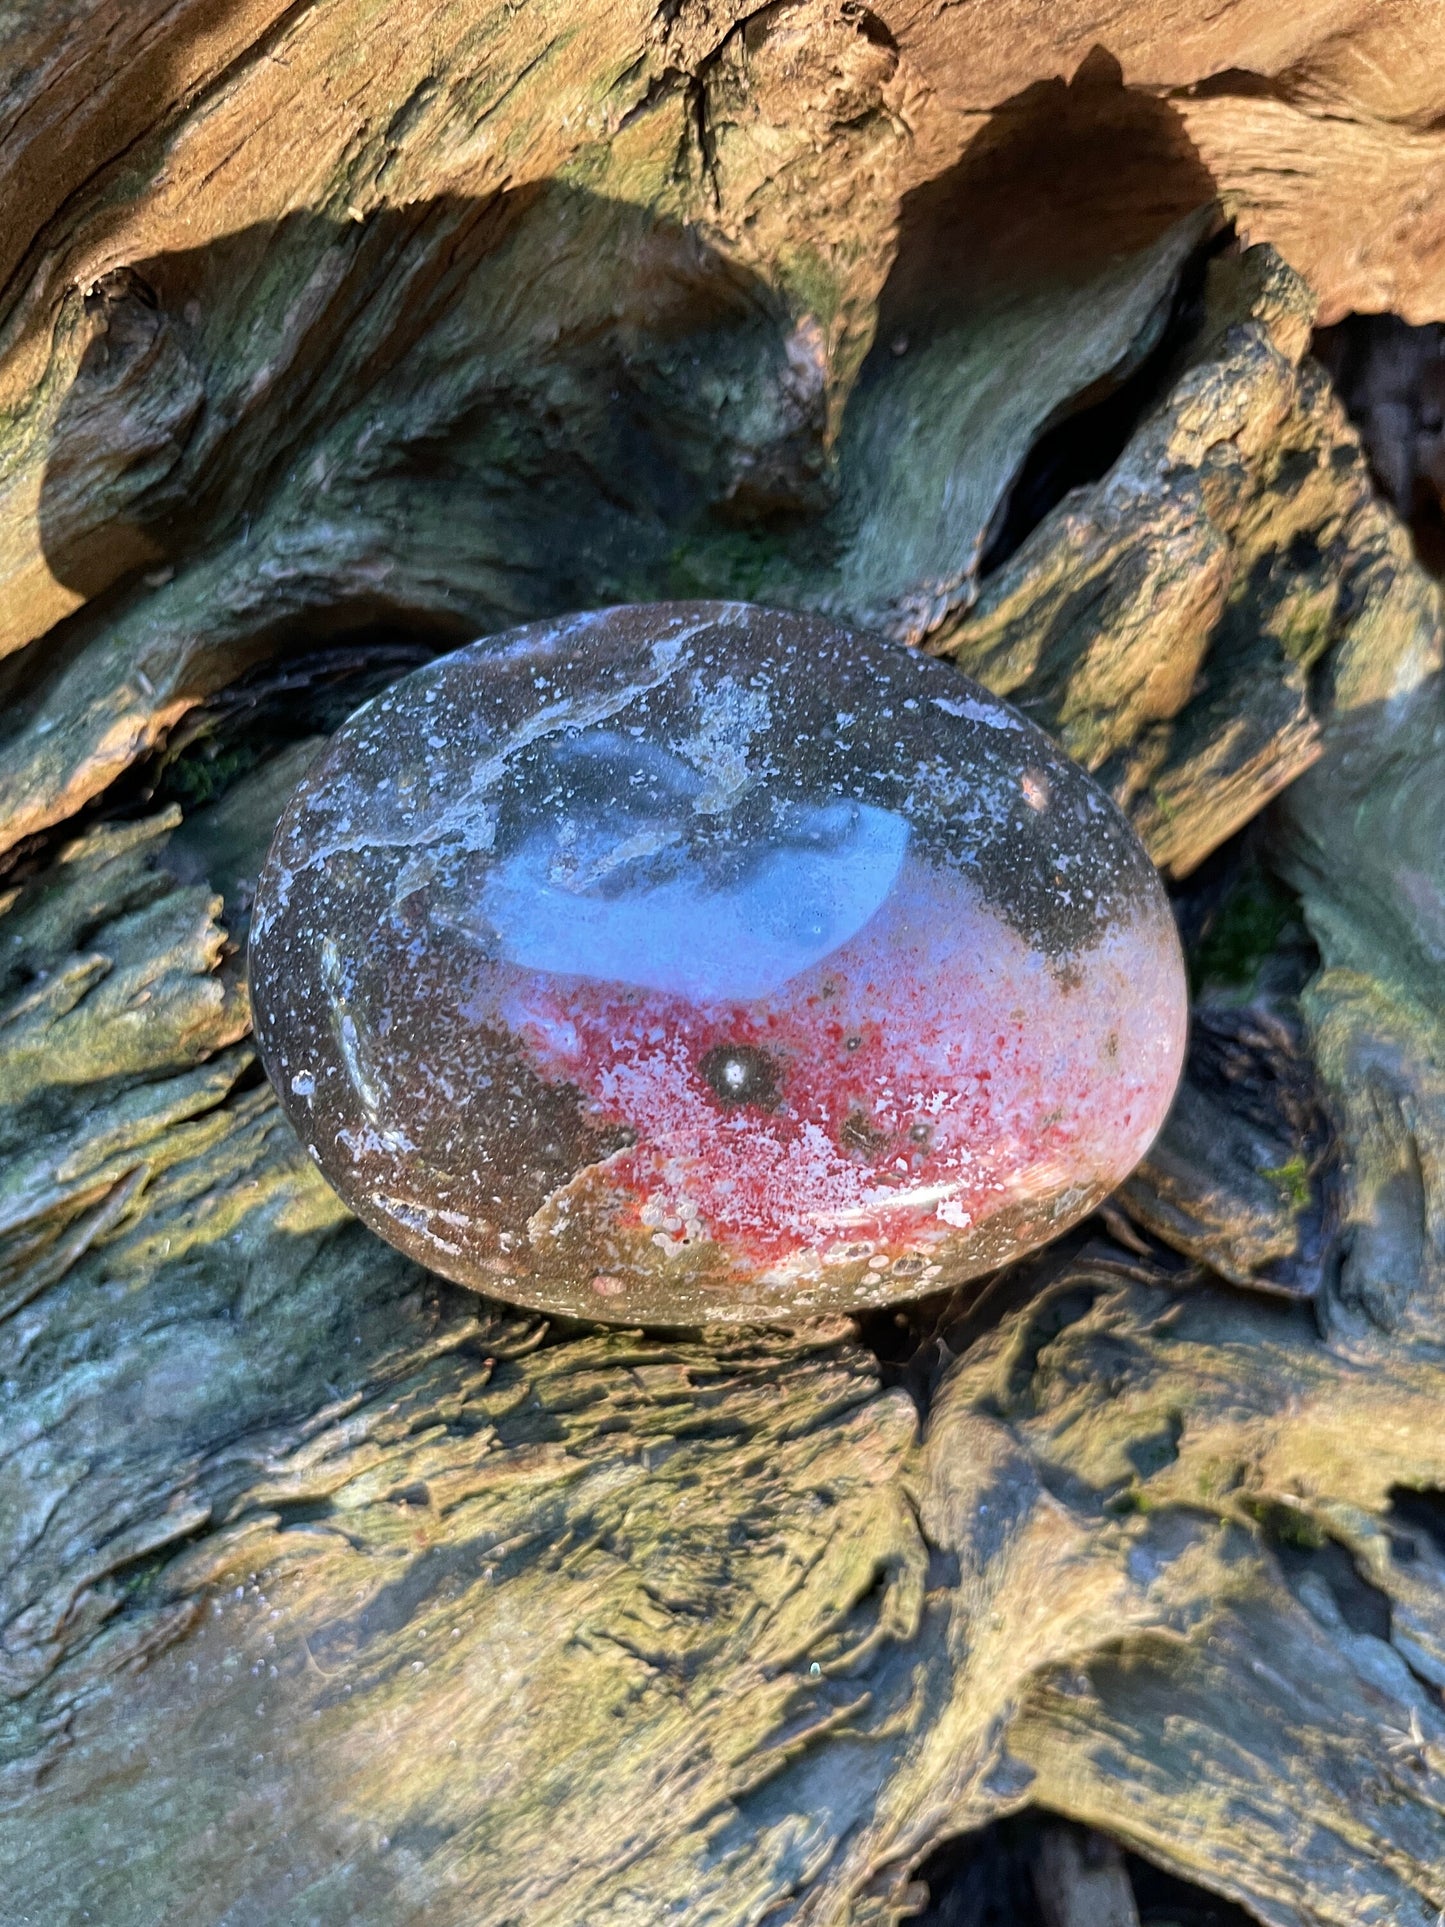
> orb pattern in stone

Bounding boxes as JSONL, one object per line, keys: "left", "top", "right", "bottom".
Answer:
{"left": 250, "top": 602, "right": 1187, "bottom": 1323}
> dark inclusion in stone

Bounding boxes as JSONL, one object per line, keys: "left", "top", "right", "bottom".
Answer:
{"left": 699, "top": 1044, "right": 782, "bottom": 1110}
{"left": 250, "top": 601, "right": 1187, "bottom": 1324}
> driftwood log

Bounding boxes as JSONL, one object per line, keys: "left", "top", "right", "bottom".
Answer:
{"left": 1, "top": 4, "right": 1444, "bottom": 1922}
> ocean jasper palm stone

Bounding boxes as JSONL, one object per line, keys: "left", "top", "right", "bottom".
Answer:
{"left": 250, "top": 601, "right": 1187, "bottom": 1323}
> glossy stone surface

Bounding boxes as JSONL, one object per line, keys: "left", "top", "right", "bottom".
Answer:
{"left": 250, "top": 602, "right": 1187, "bottom": 1323}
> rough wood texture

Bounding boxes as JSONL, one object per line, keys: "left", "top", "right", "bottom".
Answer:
{"left": 1, "top": 5, "right": 1444, "bottom": 1924}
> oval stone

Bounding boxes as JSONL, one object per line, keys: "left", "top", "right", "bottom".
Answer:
{"left": 250, "top": 602, "right": 1187, "bottom": 1323}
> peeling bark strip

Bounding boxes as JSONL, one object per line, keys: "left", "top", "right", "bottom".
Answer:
{"left": 0, "top": 2, "right": 1444, "bottom": 1922}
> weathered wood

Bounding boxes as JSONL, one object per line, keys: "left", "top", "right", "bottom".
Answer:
{"left": 1, "top": 5, "right": 1444, "bottom": 1924}
{"left": 1031, "top": 1826, "right": 1140, "bottom": 1927}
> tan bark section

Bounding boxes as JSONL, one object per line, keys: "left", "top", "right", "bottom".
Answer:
{"left": 0, "top": 0, "right": 1443, "bottom": 665}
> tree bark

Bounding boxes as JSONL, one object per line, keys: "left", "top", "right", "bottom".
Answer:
{"left": 1, "top": 5, "right": 1444, "bottom": 1923}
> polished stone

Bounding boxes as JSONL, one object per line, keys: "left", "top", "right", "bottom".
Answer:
{"left": 250, "top": 602, "right": 1187, "bottom": 1322}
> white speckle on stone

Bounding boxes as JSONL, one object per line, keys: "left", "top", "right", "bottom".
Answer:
{"left": 931, "top": 693, "right": 1023, "bottom": 731}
